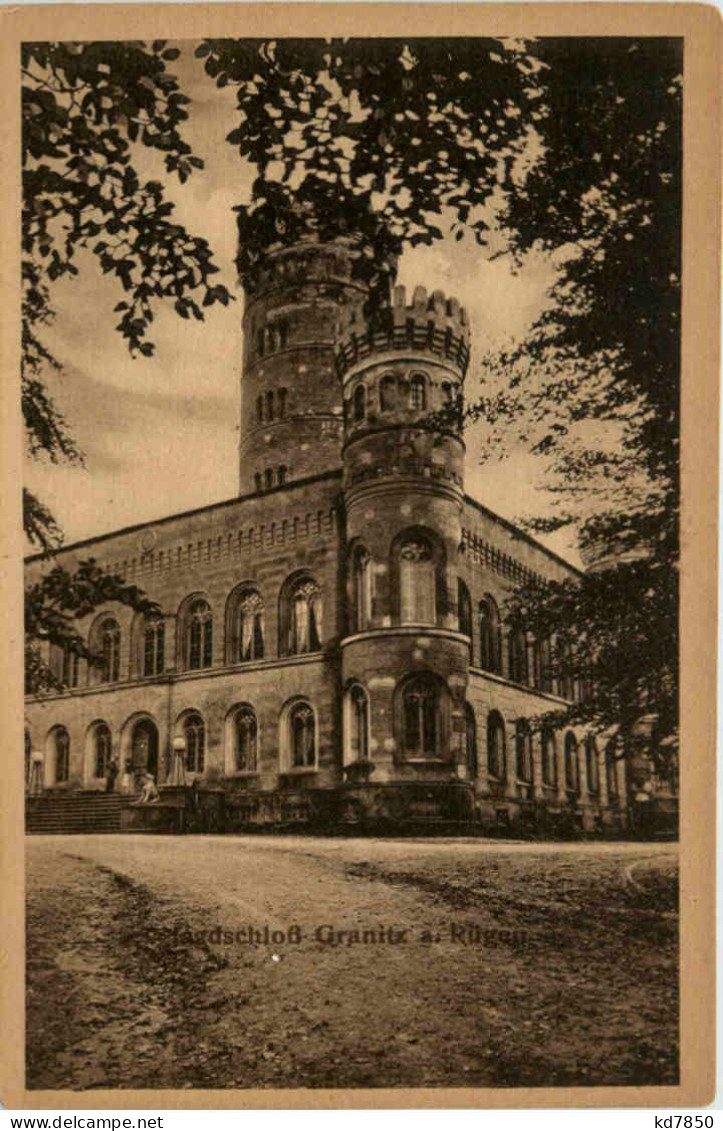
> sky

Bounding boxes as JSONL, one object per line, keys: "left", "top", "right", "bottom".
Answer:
{"left": 24, "top": 41, "right": 582, "bottom": 567}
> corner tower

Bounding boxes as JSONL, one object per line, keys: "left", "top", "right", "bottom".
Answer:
{"left": 337, "top": 285, "right": 473, "bottom": 814}
{"left": 239, "top": 237, "right": 374, "bottom": 495}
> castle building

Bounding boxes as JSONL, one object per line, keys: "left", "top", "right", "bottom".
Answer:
{"left": 24, "top": 234, "right": 629, "bottom": 835}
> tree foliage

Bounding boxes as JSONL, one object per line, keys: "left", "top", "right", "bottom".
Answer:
{"left": 23, "top": 40, "right": 230, "bottom": 691}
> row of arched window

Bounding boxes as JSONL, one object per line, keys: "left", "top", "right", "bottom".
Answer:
{"left": 30, "top": 697, "right": 620, "bottom": 801}
{"left": 473, "top": 712, "right": 619, "bottom": 798}
{"left": 46, "top": 574, "right": 324, "bottom": 690}
{"left": 345, "top": 370, "right": 457, "bottom": 424}
{"left": 255, "top": 387, "right": 288, "bottom": 424}
{"left": 30, "top": 698, "right": 317, "bottom": 787}
{"left": 254, "top": 466, "right": 288, "bottom": 492}
{"left": 459, "top": 583, "right": 583, "bottom": 702}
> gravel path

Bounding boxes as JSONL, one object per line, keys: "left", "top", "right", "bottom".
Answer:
{"left": 26, "top": 835, "right": 678, "bottom": 1091}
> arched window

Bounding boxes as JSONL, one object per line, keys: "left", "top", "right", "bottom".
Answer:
{"left": 479, "top": 597, "right": 502, "bottom": 674}
{"left": 93, "top": 722, "right": 112, "bottom": 779}
{"left": 541, "top": 729, "right": 557, "bottom": 788}
{"left": 399, "top": 537, "right": 435, "bottom": 624}
{"left": 236, "top": 590, "right": 264, "bottom": 662}
{"left": 458, "top": 579, "right": 472, "bottom": 651}
{"left": 515, "top": 719, "right": 533, "bottom": 783}
{"left": 564, "top": 732, "right": 580, "bottom": 795}
{"left": 186, "top": 599, "right": 213, "bottom": 670}
{"left": 256, "top": 394, "right": 264, "bottom": 423}
{"left": 254, "top": 472, "right": 262, "bottom": 492}
{"left": 62, "top": 646, "right": 80, "bottom": 688}
{"left": 99, "top": 618, "right": 121, "bottom": 683}
{"left": 290, "top": 702, "right": 316, "bottom": 768}
{"left": 143, "top": 616, "right": 165, "bottom": 677}
{"left": 266, "top": 389, "right": 275, "bottom": 421}
{"left": 534, "top": 636, "right": 553, "bottom": 693}
{"left": 605, "top": 740, "right": 619, "bottom": 799}
{"left": 465, "top": 703, "right": 478, "bottom": 779}
{"left": 265, "top": 468, "right": 274, "bottom": 489}
{"left": 348, "top": 684, "right": 370, "bottom": 761}
{"left": 278, "top": 465, "right": 287, "bottom": 485}
{"left": 487, "top": 711, "right": 506, "bottom": 780}
{"left": 278, "top": 321, "right": 289, "bottom": 349}
{"left": 380, "top": 374, "right": 396, "bottom": 411}
{"left": 286, "top": 576, "right": 322, "bottom": 655}
{"left": 352, "top": 546, "right": 372, "bottom": 632}
{"left": 352, "top": 383, "right": 366, "bottom": 423}
{"left": 183, "top": 713, "right": 205, "bottom": 774}
{"left": 400, "top": 674, "right": 446, "bottom": 759}
{"left": 54, "top": 727, "right": 70, "bottom": 784}
{"left": 508, "top": 628, "right": 529, "bottom": 685}
{"left": 585, "top": 736, "right": 600, "bottom": 795}
{"left": 278, "top": 387, "right": 287, "bottom": 418}
{"left": 409, "top": 373, "right": 427, "bottom": 411}
{"left": 557, "top": 636, "right": 575, "bottom": 700}
{"left": 234, "top": 707, "right": 258, "bottom": 772}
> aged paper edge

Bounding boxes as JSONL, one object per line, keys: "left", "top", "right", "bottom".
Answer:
{"left": 0, "top": 1, "right": 719, "bottom": 1110}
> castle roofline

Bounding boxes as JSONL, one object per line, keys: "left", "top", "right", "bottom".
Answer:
{"left": 463, "top": 493, "right": 584, "bottom": 579}
{"left": 24, "top": 470, "right": 343, "bottom": 565}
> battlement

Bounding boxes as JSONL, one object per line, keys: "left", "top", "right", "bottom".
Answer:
{"left": 335, "top": 284, "right": 471, "bottom": 379}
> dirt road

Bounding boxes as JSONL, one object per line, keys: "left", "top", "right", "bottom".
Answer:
{"left": 26, "top": 835, "right": 678, "bottom": 1091}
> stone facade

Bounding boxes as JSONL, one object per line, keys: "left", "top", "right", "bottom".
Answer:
{"left": 24, "top": 237, "right": 629, "bottom": 835}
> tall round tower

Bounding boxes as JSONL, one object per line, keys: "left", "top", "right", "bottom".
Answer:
{"left": 239, "top": 237, "right": 372, "bottom": 494}
{"left": 336, "top": 284, "right": 473, "bottom": 821}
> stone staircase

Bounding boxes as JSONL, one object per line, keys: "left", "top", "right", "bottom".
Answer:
{"left": 25, "top": 790, "right": 123, "bottom": 835}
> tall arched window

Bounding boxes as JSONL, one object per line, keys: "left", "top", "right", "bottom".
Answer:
{"left": 286, "top": 576, "right": 323, "bottom": 654}
{"left": 585, "top": 736, "right": 600, "bottom": 795}
{"left": 352, "top": 383, "right": 366, "bottom": 423}
{"left": 290, "top": 702, "right": 316, "bottom": 768}
{"left": 278, "top": 465, "right": 287, "bottom": 485}
{"left": 564, "top": 732, "right": 580, "bottom": 795}
{"left": 352, "top": 546, "right": 372, "bottom": 632}
{"left": 187, "top": 600, "right": 213, "bottom": 670}
{"left": 265, "top": 468, "right": 274, "bottom": 489}
{"left": 534, "top": 636, "right": 553, "bottom": 693}
{"left": 234, "top": 707, "right": 258, "bottom": 772}
{"left": 515, "top": 719, "right": 533, "bottom": 783}
{"left": 479, "top": 597, "right": 502, "bottom": 674}
{"left": 54, "top": 727, "right": 70, "bottom": 784}
{"left": 99, "top": 618, "right": 121, "bottom": 683}
{"left": 508, "top": 628, "right": 529, "bottom": 685}
{"left": 605, "top": 740, "right": 619, "bottom": 799}
{"left": 557, "top": 636, "right": 575, "bottom": 701}
{"left": 465, "top": 703, "right": 478, "bottom": 779}
{"left": 458, "top": 579, "right": 472, "bottom": 654}
{"left": 62, "top": 647, "right": 80, "bottom": 688}
{"left": 348, "top": 684, "right": 370, "bottom": 762}
{"left": 183, "top": 713, "right": 205, "bottom": 774}
{"left": 93, "top": 722, "right": 112, "bottom": 779}
{"left": 266, "top": 389, "right": 275, "bottom": 421}
{"left": 487, "top": 711, "right": 506, "bottom": 780}
{"left": 399, "top": 538, "right": 435, "bottom": 624}
{"left": 380, "top": 374, "right": 396, "bottom": 411}
{"left": 237, "top": 590, "right": 264, "bottom": 662}
{"left": 400, "top": 675, "right": 445, "bottom": 759}
{"left": 409, "top": 373, "right": 427, "bottom": 411}
{"left": 541, "top": 729, "right": 557, "bottom": 788}
{"left": 278, "top": 387, "right": 287, "bottom": 417}
{"left": 143, "top": 616, "right": 165, "bottom": 677}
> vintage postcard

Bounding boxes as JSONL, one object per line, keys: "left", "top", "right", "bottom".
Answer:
{"left": 0, "top": 2, "right": 719, "bottom": 1110}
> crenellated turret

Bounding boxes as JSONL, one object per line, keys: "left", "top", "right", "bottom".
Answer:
{"left": 337, "top": 282, "right": 471, "bottom": 790}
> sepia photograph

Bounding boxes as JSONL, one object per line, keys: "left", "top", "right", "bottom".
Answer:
{"left": 7, "top": 6, "right": 718, "bottom": 1107}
